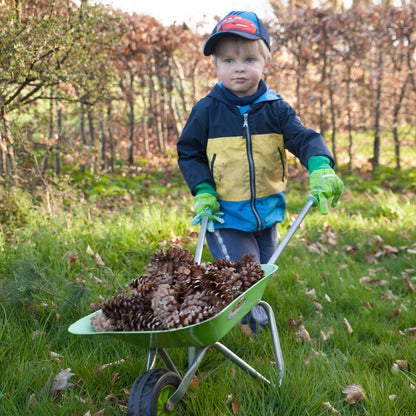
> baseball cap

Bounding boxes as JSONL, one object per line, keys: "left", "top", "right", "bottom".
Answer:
{"left": 203, "top": 11, "right": 271, "bottom": 56}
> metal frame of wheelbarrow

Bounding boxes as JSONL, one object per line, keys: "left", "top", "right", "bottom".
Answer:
{"left": 68, "top": 199, "right": 315, "bottom": 415}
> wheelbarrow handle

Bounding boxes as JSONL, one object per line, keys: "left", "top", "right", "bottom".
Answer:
{"left": 266, "top": 197, "right": 316, "bottom": 265}
{"left": 194, "top": 215, "right": 208, "bottom": 265}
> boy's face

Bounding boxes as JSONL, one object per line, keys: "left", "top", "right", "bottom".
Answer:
{"left": 214, "top": 37, "right": 270, "bottom": 97}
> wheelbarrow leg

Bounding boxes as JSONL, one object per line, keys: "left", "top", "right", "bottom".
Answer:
{"left": 158, "top": 348, "right": 181, "bottom": 376}
{"left": 258, "top": 300, "right": 284, "bottom": 385}
{"left": 188, "top": 346, "right": 196, "bottom": 367}
{"left": 146, "top": 348, "right": 157, "bottom": 371}
{"left": 213, "top": 342, "right": 271, "bottom": 385}
{"left": 166, "top": 346, "right": 210, "bottom": 411}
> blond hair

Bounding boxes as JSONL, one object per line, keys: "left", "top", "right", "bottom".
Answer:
{"left": 212, "top": 35, "right": 271, "bottom": 64}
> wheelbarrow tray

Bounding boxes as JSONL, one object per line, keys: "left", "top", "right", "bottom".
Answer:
{"left": 68, "top": 264, "right": 277, "bottom": 348}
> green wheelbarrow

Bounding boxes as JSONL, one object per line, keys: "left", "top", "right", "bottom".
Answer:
{"left": 69, "top": 200, "right": 315, "bottom": 415}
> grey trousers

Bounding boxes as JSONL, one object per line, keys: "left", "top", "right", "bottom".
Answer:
{"left": 205, "top": 226, "right": 278, "bottom": 264}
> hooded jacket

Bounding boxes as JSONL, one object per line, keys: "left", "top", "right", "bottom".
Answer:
{"left": 177, "top": 81, "right": 334, "bottom": 232}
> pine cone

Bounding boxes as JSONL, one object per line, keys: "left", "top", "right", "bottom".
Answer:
{"left": 90, "top": 311, "right": 114, "bottom": 332}
{"left": 91, "top": 247, "right": 265, "bottom": 331}
{"left": 151, "top": 284, "right": 178, "bottom": 323}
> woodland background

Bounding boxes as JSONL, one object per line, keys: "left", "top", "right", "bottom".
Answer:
{"left": 1, "top": 1, "right": 416, "bottom": 415}
{"left": 1, "top": 0, "right": 416, "bottom": 187}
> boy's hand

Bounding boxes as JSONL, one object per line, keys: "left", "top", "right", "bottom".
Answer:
{"left": 309, "top": 169, "right": 344, "bottom": 215}
{"left": 191, "top": 193, "right": 224, "bottom": 232}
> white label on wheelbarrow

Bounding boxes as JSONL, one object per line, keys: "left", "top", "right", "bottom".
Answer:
{"left": 227, "top": 297, "right": 247, "bottom": 320}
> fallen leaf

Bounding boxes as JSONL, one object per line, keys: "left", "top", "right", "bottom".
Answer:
{"left": 404, "top": 327, "right": 416, "bottom": 334}
{"left": 310, "top": 348, "right": 327, "bottom": 358}
{"left": 95, "top": 253, "right": 106, "bottom": 267}
{"left": 395, "top": 360, "right": 408, "bottom": 371}
{"left": 295, "top": 325, "right": 312, "bottom": 343}
{"left": 86, "top": 245, "right": 95, "bottom": 256}
{"left": 389, "top": 394, "right": 398, "bottom": 401}
{"left": 288, "top": 315, "right": 303, "bottom": 333}
{"left": 232, "top": 399, "right": 240, "bottom": 415}
{"left": 111, "top": 372, "right": 119, "bottom": 385}
{"left": 313, "top": 299, "right": 323, "bottom": 311}
{"left": 388, "top": 307, "right": 401, "bottom": 322}
{"left": 392, "top": 363, "right": 400, "bottom": 374}
{"left": 92, "top": 275, "right": 106, "bottom": 286}
{"left": 94, "top": 359, "right": 126, "bottom": 372}
{"left": 50, "top": 351, "right": 64, "bottom": 361}
{"left": 63, "top": 251, "right": 78, "bottom": 268}
{"left": 344, "top": 245, "right": 357, "bottom": 253}
{"left": 360, "top": 276, "right": 388, "bottom": 286}
{"left": 322, "top": 401, "right": 341, "bottom": 415}
{"left": 320, "top": 327, "right": 333, "bottom": 342}
{"left": 383, "top": 245, "right": 399, "bottom": 254}
{"left": 50, "top": 368, "right": 75, "bottom": 394}
{"left": 342, "top": 383, "right": 365, "bottom": 403}
{"left": 28, "top": 392, "right": 37, "bottom": 406}
{"left": 105, "top": 394, "right": 118, "bottom": 403}
{"left": 305, "top": 288, "right": 316, "bottom": 297}
{"left": 343, "top": 318, "right": 353, "bottom": 334}
{"left": 308, "top": 244, "right": 321, "bottom": 254}
{"left": 403, "top": 276, "right": 416, "bottom": 293}
{"left": 239, "top": 324, "right": 252, "bottom": 337}
{"left": 191, "top": 375, "right": 199, "bottom": 389}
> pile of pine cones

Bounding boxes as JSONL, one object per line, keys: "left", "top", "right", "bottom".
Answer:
{"left": 90, "top": 246, "right": 264, "bottom": 332}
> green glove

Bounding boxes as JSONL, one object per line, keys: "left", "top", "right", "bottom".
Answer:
{"left": 309, "top": 168, "right": 344, "bottom": 215}
{"left": 191, "top": 193, "right": 224, "bottom": 232}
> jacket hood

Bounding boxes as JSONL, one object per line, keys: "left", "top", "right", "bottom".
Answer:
{"left": 208, "top": 80, "right": 281, "bottom": 109}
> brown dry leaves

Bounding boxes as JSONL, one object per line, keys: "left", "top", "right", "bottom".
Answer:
{"left": 289, "top": 225, "right": 416, "bottom": 412}
{"left": 342, "top": 383, "right": 366, "bottom": 404}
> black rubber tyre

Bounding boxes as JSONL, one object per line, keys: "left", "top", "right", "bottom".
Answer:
{"left": 127, "top": 368, "right": 182, "bottom": 416}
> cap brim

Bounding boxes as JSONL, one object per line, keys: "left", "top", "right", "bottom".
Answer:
{"left": 203, "top": 31, "right": 262, "bottom": 56}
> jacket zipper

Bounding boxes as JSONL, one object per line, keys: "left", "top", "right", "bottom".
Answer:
{"left": 243, "top": 112, "right": 262, "bottom": 231}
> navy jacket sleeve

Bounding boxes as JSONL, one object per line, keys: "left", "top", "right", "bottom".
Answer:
{"left": 274, "top": 101, "right": 334, "bottom": 168}
{"left": 177, "top": 99, "right": 216, "bottom": 194}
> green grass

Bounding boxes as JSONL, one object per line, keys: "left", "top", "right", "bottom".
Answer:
{"left": 1, "top": 160, "right": 416, "bottom": 415}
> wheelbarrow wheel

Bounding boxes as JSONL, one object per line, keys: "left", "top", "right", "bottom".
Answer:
{"left": 127, "top": 368, "right": 182, "bottom": 416}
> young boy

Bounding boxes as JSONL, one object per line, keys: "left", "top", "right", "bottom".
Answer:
{"left": 177, "top": 11, "right": 344, "bottom": 331}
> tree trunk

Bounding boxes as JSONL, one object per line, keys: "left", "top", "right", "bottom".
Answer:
{"left": 106, "top": 104, "right": 115, "bottom": 172}
{"left": 42, "top": 90, "right": 54, "bottom": 177}
{"left": 54, "top": 107, "right": 62, "bottom": 176}
{"left": 88, "top": 109, "right": 95, "bottom": 173}
{"left": 99, "top": 110, "right": 107, "bottom": 171}
{"left": 0, "top": 111, "right": 16, "bottom": 180}
{"left": 319, "top": 37, "right": 328, "bottom": 136}
{"left": 391, "top": 74, "right": 409, "bottom": 171}
{"left": 161, "top": 75, "right": 169, "bottom": 149}
{"left": 345, "top": 65, "right": 353, "bottom": 172}
{"left": 171, "top": 55, "right": 189, "bottom": 115}
{"left": 79, "top": 102, "right": 87, "bottom": 172}
{"left": 126, "top": 72, "right": 135, "bottom": 165}
{"left": 328, "top": 62, "right": 337, "bottom": 165}
{"left": 150, "top": 57, "right": 165, "bottom": 152}
{"left": 140, "top": 76, "right": 150, "bottom": 155}
{"left": 372, "top": 51, "right": 384, "bottom": 169}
